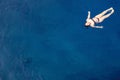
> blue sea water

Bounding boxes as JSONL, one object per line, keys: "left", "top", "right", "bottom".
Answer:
{"left": 0, "top": 0, "right": 120, "bottom": 80}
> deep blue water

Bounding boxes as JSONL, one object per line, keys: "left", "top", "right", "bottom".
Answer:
{"left": 0, "top": 0, "right": 120, "bottom": 80}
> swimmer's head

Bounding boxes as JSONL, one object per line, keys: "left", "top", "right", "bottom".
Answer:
{"left": 85, "top": 22, "right": 90, "bottom": 27}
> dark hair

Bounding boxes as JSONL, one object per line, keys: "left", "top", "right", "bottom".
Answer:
{"left": 84, "top": 25, "right": 89, "bottom": 28}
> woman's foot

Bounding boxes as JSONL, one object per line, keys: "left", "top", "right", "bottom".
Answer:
{"left": 110, "top": 7, "right": 113, "bottom": 10}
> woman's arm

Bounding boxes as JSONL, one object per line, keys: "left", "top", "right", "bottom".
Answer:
{"left": 90, "top": 23, "right": 103, "bottom": 28}
{"left": 92, "top": 25, "right": 103, "bottom": 28}
{"left": 86, "top": 11, "right": 90, "bottom": 21}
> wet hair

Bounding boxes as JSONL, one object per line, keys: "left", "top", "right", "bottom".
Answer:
{"left": 85, "top": 22, "right": 90, "bottom": 28}
{"left": 84, "top": 25, "right": 90, "bottom": 28}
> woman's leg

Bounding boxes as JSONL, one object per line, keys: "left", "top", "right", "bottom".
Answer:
{"left": 95, "top": 7, "right": 114, "bottom": 18}
{"left": 99, "top": 8, "right": 114, "bottom": 22}
{"left": 101, "top": 8, "right": 114, "bottom": 19}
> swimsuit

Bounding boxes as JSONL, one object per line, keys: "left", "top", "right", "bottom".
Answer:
{"left": 91, "top": 17, "right": 100, "bottom": 24}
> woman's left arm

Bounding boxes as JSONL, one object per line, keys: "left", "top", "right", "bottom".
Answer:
{"left": 86, "top": 11, "right": 90, "bottom": 21}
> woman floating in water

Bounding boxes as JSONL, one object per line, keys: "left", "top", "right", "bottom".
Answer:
{"left": 85, "top": 7, "right": 114, "bottom": 28}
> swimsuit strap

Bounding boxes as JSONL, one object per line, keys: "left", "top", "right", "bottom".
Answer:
{"left": 91, "top": 19, "right": 96, "bottom": 23}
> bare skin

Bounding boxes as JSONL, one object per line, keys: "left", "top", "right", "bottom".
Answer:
{"left": 85, "top": 7, "right": 114, "bottom": 28}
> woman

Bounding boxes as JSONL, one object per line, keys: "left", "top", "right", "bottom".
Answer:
{"left": 85, "top": 7, "right": 114, "bottom": 28}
